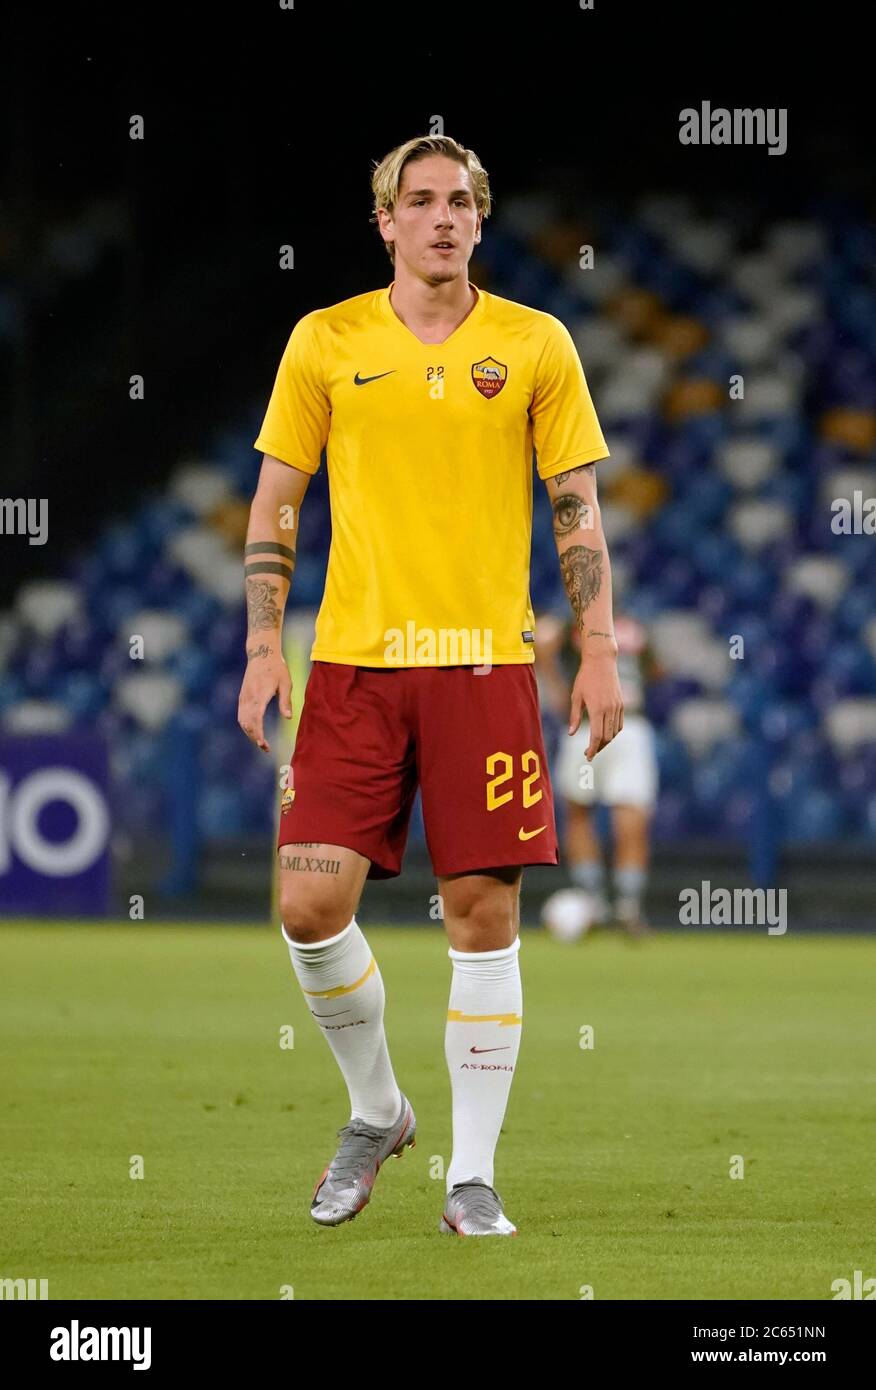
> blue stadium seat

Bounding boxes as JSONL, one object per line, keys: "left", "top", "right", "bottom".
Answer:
{"left": 782, "top": 788, "right": 845, "bottom": 841}
{"left": 168, "top": 648, "right": 219, "bottom": 700}
{"left": 58, "top": 672, "right": 108, "bottom": 722}
{"left": 651, "top": 790, "right": 691, "bottom": 841}
{"left": 199, "top": 784, "right": 248, "bottom": 837}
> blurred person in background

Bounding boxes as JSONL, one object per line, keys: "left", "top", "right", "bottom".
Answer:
{"left": 535, "top": 610, "right": 659, "bottom": 937}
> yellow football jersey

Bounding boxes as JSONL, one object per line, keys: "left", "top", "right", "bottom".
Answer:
{"left": 253, "top": 281, "right": 608, "bottom": 667}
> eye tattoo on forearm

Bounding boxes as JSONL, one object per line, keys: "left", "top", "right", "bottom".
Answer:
{"left": 245, "top": 578, "right": 281, "bottom": 632}
{"left": 559, "top": 545, "right": 603, "bottom": 623}
{"left": 552, "top": 493, "right": 590, "bottom": 537}
{"left": 552, "top": 462, "right": 595, "bottom": 487}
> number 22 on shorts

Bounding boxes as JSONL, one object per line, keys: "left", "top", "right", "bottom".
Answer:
{"left": 485, "top": 750, "right": 543, "bottom": 811}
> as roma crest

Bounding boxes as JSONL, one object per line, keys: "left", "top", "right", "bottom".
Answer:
{"left": 471, "top": 356, "right": 507, "bottom": 399}
{"left": 281, "top": 783, "right": 295, "bottom": 813}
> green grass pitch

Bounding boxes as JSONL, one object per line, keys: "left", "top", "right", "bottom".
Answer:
{"left": 1, "top": 921, "right": 873, "bottom": 1300}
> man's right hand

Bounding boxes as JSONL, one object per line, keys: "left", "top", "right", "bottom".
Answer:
{"left": 237, "top": 646, "right": 293, "bottom": 753}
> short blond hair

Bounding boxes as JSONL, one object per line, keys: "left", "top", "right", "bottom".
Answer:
{"left": 370, "top": 135, "right": 492, "bottom": 264}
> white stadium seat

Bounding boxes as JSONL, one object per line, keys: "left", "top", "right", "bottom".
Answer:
{"left": 671, "top": 697, "right": 741, "bottom": 756}
{"left": 761, "top": 287, "right": 821, "bottom": 335}
{"left": 728, "top": 499, "right": 793, "bottom": 550}
{"left": 169, "top": 462, "right": 233, "bottom": 516}
{"left": 716, "top": 438, "right": 781, "bottom": 490}
{"left": 15, "top": 581, "right": 82, "bottom": 639}
{"left": 719, "top": 317, "right": 779, "bottom": 367}
{"left": 672, "top": 221, "right": 735, "bottom": 274}
{"left": 733, "top": 373, "right": 801, "bottom": 420}
{"left": 823, "top": 698, "right": 876, "bottom": 753}
{"left": 117, "top": 610, "right": 189, "bottom": 662}
{"left": 785, "top": 556, "right": 850, "bottom": 608}
{"left": 115, "top": 672, "right": 184, "bottom": 731}
{"left": 3, "top": 700, "right": 73, "bottom": 734}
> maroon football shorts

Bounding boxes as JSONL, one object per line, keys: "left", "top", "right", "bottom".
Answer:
{"left": 277, "top": 661, "right": 558, "bottom": 879}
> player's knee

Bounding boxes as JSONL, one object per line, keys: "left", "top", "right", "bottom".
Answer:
{"left": 279, "top": 885, "right": 350, "bottom": 944}
{"left": 443, "top": 879, "right": 518, "bottom": 944}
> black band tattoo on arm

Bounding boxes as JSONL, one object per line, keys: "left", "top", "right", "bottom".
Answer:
{"left": 246, "top": 577, "right": 282, "bottom": 632}
{"left": 559, "top": 545, "right": 603, "bottom": 624}
{"left": 552, "top": 493, "right": 591, "bottom": 537}
{"left": 552, "top": 462, "right": 596, "bottom": 487}
{"left": 244, "top": 561, "right": 293, "bottom": 582}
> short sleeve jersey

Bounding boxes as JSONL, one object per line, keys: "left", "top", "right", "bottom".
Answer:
{"left": 254, "top": 282, "right": 608, "bottom": 666}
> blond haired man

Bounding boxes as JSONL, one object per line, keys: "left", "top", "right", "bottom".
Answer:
{"left": 238, "top": 135, "right": 622, "bottom": 1235}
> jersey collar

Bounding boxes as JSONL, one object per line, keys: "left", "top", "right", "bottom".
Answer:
{"left": 379, "top": 280, "right": 487, "bottom": 346}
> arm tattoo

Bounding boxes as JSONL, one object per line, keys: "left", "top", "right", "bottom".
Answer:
{"left": 552, "top": 493, "right": 591, "bottom": 537}
{"left": 245, "top": 541, "right": 296, "bottom": 562}
{"left": 246, "top": 577, "right": 282, "bottom": 632}
{"left": 246, "top": 643, "right": 273, "bottom": 661}
{"left": 553, "top": 462, "right": 596, "bottom": 487}
{"left": 559, "top": 545, "right": 603, "bottom": 624}
{"left": 244, "top": 561, "right": 294, "bottom": 582}
{"left": 586, "top": 629, "right": 614, "bottom": 640}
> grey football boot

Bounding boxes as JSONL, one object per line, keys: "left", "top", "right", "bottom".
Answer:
{"left": 439, "top": 1177, "right": 517, "bottom": 1236}
{"left": 310, "top": 1091, "right": 416, "bottom": 1227}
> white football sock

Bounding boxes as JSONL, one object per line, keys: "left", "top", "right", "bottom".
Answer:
{"left": 613, "top": 865, "right": 647, "bottom": 922}
{"left": 282, "top": 917, "right": 402, "bottom": 1128}
{"left": 445, "top": 937, "right": 522, "bottom": 1192}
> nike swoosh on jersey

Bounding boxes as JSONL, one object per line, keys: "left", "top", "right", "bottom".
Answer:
{"left": 470, "top": 1046, "right": 511, "bottom": 1054}
{"left": 518, "top": 825, "right": 546, "bottom": 841}
{"left": 353, "top": 370, "right": 396, "bottom": 385}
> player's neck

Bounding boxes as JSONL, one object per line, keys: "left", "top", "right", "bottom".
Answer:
{"left": 387, "top": 271, "right": 478, "bottom": 341}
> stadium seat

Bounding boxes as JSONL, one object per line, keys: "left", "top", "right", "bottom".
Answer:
{"left": 3, "top": 699, "right": 73, "bottom": 734}
{"left": 114, "top": 672, "right": 184, "bottom": 731}
{"left": 15, "top": 580, "right": 82, "bottom": 639}
{"left": 169, "top": 462, "right": 233, "bottom": 515}
{"left": 719, "top": 318, "right": 780, "bottom": 369}
{"left": 120, "top": 610, "right": 189, "bottom": 663}
{"left": 670, "top": 697, "right": 741, "bottom": 755}
{"left": 823, "top": 698, "right": 876, "bottom": 753}
{"left": 728, "top": 499, "right": 793, "bottom": 550}
{"left": 782, "top": 788, "right": 845, "bottom": 841}
{"left": 785, "top": 555, "right": 849, "bottom": 608}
